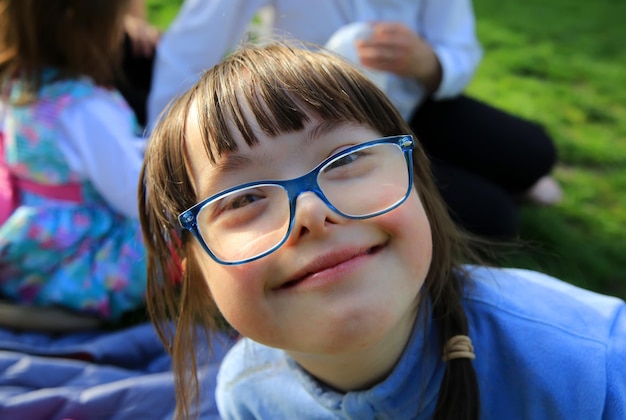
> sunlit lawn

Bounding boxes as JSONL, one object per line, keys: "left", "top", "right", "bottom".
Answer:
{"left": 147, "top": 0, "right": 626, "bottom": 298}
{"left": 469, "top": 0, "right": 626, "bottom": 298}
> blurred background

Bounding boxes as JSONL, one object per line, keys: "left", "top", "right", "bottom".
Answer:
{"left": 146, "top": 0, "right": 626, "bottom": 299}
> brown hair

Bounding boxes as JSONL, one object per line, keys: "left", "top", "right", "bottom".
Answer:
{"left": 139, "top": 42, "right": 480, "bottom": 419}
{"left": 0, "top": 0, "right": 129, "bottom": 103}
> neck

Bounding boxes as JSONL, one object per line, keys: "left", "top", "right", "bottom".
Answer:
{"left": 287, "top": 309, "right": 418, "bottom": 392}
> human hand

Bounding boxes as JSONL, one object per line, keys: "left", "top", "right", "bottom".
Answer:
{"left": 123, "top": 14, "right": 160, "bottom": 57}
{"left": 355, "top": 22, "right": 442, "bottom": 92}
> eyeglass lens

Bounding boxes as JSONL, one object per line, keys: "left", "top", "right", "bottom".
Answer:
{"left": 196, "top": 142, "right": 409, "bottom": 262}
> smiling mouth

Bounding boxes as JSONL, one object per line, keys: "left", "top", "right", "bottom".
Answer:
{"left": 279, "top": 244, "right": 385, "bottom": 290}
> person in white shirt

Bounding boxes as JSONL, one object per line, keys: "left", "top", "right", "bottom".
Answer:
{"left": 148, "top": 0, "right": 563, "bottom": 238}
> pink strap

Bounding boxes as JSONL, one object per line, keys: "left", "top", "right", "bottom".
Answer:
{"left": 0, "top": 131, "right": 16, "bottom": 224}
{"left": 17, "top": 178, "right": 82, "bottom": 202}
{"left": 0, "top": 130, "right": 82, "bottom": 226}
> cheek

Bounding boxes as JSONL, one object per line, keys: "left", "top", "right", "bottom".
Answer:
{"left": 194, "top": 248, "right": 269, "bottom": 334}
{"left": 406, "top": 193, "right": 433, "bottom": 274}
{"left": 382, "top": 190, "right": 433, "bottom": 277}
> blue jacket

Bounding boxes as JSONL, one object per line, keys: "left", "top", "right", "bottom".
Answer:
{"left": 216, "top": 267, "right": 626, "bottom": 419}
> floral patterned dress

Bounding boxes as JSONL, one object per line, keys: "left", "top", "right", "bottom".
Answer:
{"left": 0, "top": 78, "right": 146, "bottom": 321}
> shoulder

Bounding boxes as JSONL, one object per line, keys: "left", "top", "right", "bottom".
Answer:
{"left": 50, "top": 79, "right": 137, "bottom": 137}
{"left": 463, "top": 265, "right": 625, "bottom": 342}
{"left": 33, "top": 78, "right": 132, "bottom": 127}
{"left": 40, "top": 77, "right": 97, "bottom": 101}
{"left": 41, "top": 78, "right": 128, "bottom": 110}
{"left": 462, "top": 266, "right": 626, "bottom": 417}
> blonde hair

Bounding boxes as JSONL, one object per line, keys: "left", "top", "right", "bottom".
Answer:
{"left": 139, "top": 42, "right": 480, "bottom": 419}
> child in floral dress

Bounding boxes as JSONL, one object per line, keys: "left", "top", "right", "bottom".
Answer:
{"left": 0, "top": 0, "right": 147, "bottom": 322}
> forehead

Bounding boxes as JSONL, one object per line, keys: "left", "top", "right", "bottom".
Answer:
{"left": 182, "top": 99, "right": 380, "bottom": 195}
{"left": 183, "top": 95, "right": 273, "bottom": 170}
{"left": 183, "top": 95, "right": 359, "bottom": 163}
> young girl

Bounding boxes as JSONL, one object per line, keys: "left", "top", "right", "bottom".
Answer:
{"left": 139, "top": 43, "right": 626, "bottom": 419}
{"left": 0, "top": 0, "right": 147, "bottom": 323}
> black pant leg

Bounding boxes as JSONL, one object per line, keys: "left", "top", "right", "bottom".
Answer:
{"left": 410, "top": 95, "right": 557, "bottom": 193}
{"left": 430, "top": 159, "right": 520, "bottom": 238}
{"left": 408, "top": 95, "right": 558, "bottom": 238}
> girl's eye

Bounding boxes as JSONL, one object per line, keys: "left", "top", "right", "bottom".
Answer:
{"left": 221, "top": 191, "right": 264, "bottom": 211}
{"left": 326, "top": 150, "right": 362, "bottom": 171}
{"left": 206, "top": 185, "right": 285, "bottom": 225}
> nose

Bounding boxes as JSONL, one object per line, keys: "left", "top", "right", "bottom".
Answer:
{"left": 286, "top": 191, "right": 344, "bottom": 242}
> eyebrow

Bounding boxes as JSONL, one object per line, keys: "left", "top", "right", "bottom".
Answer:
{"left": 305, "top": 120, "right": 353, "bottom": 146}
{"left": 211, "top": 153, "right": 258, "bottom": 174}
{"left": 212, "top": 120, "right": 354, "bottom": 175}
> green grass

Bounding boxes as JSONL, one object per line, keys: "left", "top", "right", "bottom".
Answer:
{"left": 147, "top": 0, "right": 626, "bottom": 299}
{"left": 468, "top": 0, "right": 626, "bottom": 298}
{"left": 146, "top": 0, "right": 183, "bottom": 29}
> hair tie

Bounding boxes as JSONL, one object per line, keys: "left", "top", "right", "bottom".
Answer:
{"left": 442, "top": 335, "right": 476, "bottom": 361}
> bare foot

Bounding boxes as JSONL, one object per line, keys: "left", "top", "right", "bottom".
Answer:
{"left": 525, "top": 175, "right": 564, "bottom": 206}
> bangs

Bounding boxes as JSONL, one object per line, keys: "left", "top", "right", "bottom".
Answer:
{"left": 189, "top": 43, "right": 407, "bottom": 163}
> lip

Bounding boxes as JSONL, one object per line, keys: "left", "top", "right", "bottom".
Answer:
{"left": 278, "top": 243, "right": 386, "bottom": 291}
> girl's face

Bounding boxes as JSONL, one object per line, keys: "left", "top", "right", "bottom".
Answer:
{"left": 184, "top": 104, "right": 433, "bottom": 361}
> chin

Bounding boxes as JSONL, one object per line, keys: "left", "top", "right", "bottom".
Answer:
{"left": 301, "top": 304, "right": 400, "bottom": 355}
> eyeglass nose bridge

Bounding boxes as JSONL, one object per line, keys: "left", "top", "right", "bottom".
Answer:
{"left": 283, "top": 165, "right": 339, "bottom": 218}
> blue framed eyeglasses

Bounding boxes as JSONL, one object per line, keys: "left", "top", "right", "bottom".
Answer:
{"left": 179, "top": 135, "right": 415, "bottom": 265}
